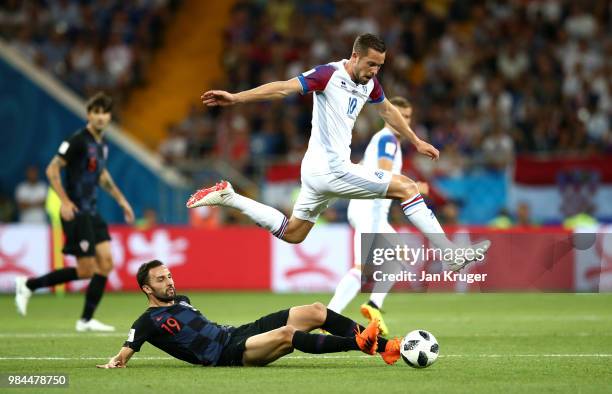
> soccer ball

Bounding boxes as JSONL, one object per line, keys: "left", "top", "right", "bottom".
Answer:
{"left": 400, "top": 329, "right": 439, "bottom": 368}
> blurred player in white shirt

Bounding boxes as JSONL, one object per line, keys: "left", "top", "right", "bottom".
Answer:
{"left": 188, "top": 34, "right": 489, "bottom": 273}
{"left": 328, "top": 97, "right": 426, "bottom": 335}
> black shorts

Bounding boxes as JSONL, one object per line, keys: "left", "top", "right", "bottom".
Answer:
{"left": 216, "top": 309, "right": 290, "bottom": 367}
{"left": 61, "top": 212, "right": 111, "bottom": 257}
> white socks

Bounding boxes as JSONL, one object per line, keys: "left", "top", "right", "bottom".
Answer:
{"left": 401, "top": 193, "right": 455, "bottom": 250}
{"left": 369, "top": 291, "right": 388, "bottom": 309}
{"left": 328, "top": 267, "right": 361, "bottom": 313}
{"left": 227, "top": 193, "right": 288, "bottom": 239}
{"left": 328, "top": 266, "right": 395, "bottom": 312}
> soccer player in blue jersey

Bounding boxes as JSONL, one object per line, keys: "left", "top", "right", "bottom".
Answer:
{"left": 97, "top": 260, "right": 404, "bottom": 368}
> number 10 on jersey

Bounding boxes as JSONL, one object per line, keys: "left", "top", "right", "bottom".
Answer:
{"left": 347, "top": 97, "right": 357, "bottom": 116}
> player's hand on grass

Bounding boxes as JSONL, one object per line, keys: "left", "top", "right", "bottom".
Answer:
{"left": 414, "top": 140, "right": 439, "bottom": 160}
{"left": 60, "top": 199, "right": 79, "bottom": 221}
{"left": 201, "top": 90, "right": 238, "bottom": 107}
{"left": 96, "top": 357, "right": 125, "bottom": 369}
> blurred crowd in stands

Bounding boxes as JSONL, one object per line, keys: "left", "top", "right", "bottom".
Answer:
{"left": 2, "top": 0, "right": 610, "bottom": 227}
{"left": 160, "top": 0, "right": 611, "bottom": 181}
{"left": 1, "top": 0, "right": 180, "bottom": 111}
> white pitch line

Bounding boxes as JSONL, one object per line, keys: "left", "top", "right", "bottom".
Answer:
{"left": 0, "top": 354, "right": 611, "bottom": 361}
{"left": 1, "top": 332, "right": 611, "bottom": 339}
{"left": 0, "top": 357, "right": 172, "bottom": 361}
{"left": 282, "top": 354, "right": 612, "bottom": 359}
{"left": 0, "top": 333, "right": 126, "bottom": 338}
{"left": 440, "top": 354, "right": 612, "bottom": 358}
{"left": 403, "top": 315, "right": 612, "bottom": 322}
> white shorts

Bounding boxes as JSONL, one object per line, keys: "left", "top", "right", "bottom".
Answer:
{"left": 292, "top": 163, "right": 392, "bottom": 223}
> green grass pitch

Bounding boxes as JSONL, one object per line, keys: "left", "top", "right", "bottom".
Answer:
{"left": 1, "top": 292, "right": 611, "bottom": 393}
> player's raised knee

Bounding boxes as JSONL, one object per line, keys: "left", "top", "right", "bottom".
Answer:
{"left": 279, "top": 325, "right": 297, "bottom": 346}
{"left": 282, "top": 232, "right": 307, "bottom": 244}
{"left": 310, "top": 302, "right": 327, "bottom": 324}
{"left": 281, "top": 218, "right": 313, "bottom": 244}
{"left": 97, "top": 257, "right": 114, "bottom": 276}
{"left": 393, "top": 177, "right": 419, "bottom": 200}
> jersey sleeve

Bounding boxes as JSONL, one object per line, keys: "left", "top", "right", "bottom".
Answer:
{"left": 176, "top": 295, "right": 191, "bottom": 304}
{"left": 297, "top": 64, "right": 336, "bottom": 94}
{"left": 57, "top": 134, "right": 84, "bottom": 164}
{"left": 368, "top": 77, "right": 385, "bottom": 104}
{"left": 123, "top": 315, "right": 154, "bottom": 352}
{"left": 377, "top": 134, "right": 398, "bottom": 161}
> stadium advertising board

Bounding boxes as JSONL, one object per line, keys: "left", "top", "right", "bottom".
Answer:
{"left": 1, "top": 224, "right": 610, "bottom": 292}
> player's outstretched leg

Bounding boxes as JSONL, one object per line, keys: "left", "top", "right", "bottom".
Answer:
{"left": 328, "top": 267, "right": 361, "bottom": 314}
{"left": 76, "top": 242, "right": 115, "bottom": 332}
{"left": 241, "top": 319, "right": 380, "bottom": 366}
{"left": 327, "top": 265, "right": 391, "bottom": 337}
{"left": 386, "top": 174, "right": 491, "bottom": 271}
{"left": 287, "top": 302, "right": 401, "bottom": 364}
{"left": 15, "top": 267, "right": 79, "bottom": 316}
{"left": 186, "top": 180, "right": 314, "bottom": 243}
{"left": 327, "top": 268, "right": 392, "bottom": 336}
{"left": 361, "top": 251, "right": 404, "bottom": 336}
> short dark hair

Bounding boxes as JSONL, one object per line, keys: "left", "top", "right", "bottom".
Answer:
{"left": 136, "top": 260, "right": 164, "bottom": 292}
{"left": 389, "top": 96, "right": 412, "bottom": 109}
{"left": 86, "top": 92, "right": 113, "bottom": 113}
{"left": 353, "top": 33, "right": 386, "bottom": 56}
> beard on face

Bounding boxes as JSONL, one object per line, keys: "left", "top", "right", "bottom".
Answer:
{"left": 357, "top": 70, "right": 371, "bottom": 84}
{"left": 152, "top": 286, "right": 175, "bottom": 302}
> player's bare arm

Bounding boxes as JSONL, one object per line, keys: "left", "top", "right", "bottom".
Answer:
{"left": 201, "top": 78, "right": 303, "bottom": 107}
{"left": 46, "top": 155, "right": 78, "bottom": 221}
{"left": 97, "top": 346, "right": 134, "bottom": 369}
{"left": 376, "top": 99, "right": 439, "bottom": 160}
{"left": 99, "top": 169, "right": 135, "bottom": 224}
{"left": 378, "top": 157, "right": 393, "bottom": 171}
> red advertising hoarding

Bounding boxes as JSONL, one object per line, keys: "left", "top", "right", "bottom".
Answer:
{"left": 0, "top": 224, "right": 608, "bottom": 292}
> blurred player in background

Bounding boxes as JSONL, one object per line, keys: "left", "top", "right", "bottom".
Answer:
{"left": 188, "top": 33, "right": 489, "bottom": 271}
{"left": 14, "top": 92, "right": 135, "bottom": 332}
{"left": 328, "top": 97, "right": 426, "bottom": 336}
{"left": 97, "top": 260, "right": 403, "bottom": 368}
